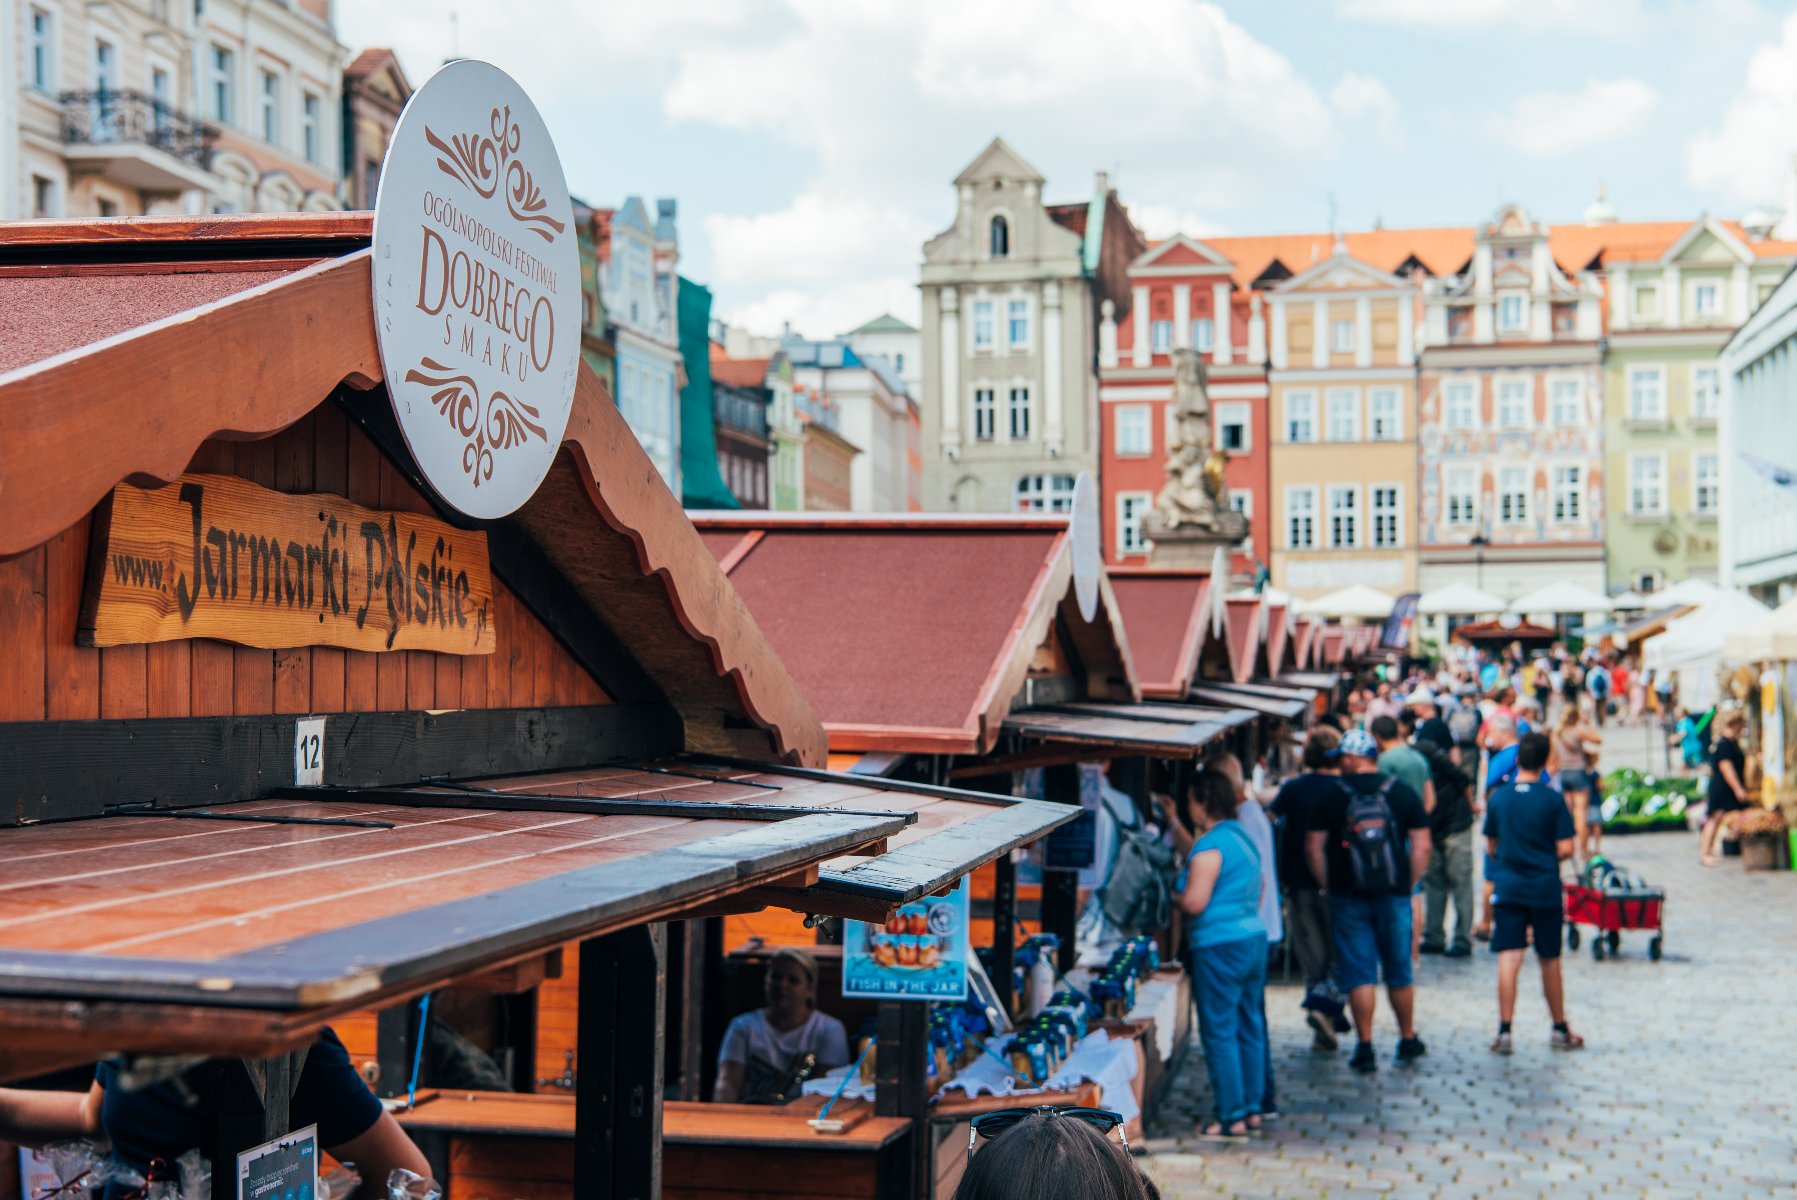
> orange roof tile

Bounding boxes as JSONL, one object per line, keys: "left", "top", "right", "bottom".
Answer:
{"left": 712, "top": 355, "right": 771, "bottom": 389}
{"left": 1204, "top": 227, "right": 1474, "bottom": 288}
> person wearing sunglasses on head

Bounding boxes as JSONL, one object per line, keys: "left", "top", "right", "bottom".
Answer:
{"left": 958, "top": 1107, "right": 1152, "bottom": 1200}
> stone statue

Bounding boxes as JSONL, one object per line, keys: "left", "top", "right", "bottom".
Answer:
{"left": 1144, "top": 349, "right": 1248, "bottom": 562}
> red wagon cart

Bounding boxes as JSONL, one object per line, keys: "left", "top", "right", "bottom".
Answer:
{"left": 1564, "top": 875, "right": 1665, "bottom": 962}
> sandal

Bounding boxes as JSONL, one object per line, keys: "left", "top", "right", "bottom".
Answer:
{"left": 1195, "top": 1120, "right": 1249, "bottom": 1143}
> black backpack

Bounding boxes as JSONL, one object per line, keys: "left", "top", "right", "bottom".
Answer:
{"left": 1337, "top": 776, "right": 1406, "bottom": 896}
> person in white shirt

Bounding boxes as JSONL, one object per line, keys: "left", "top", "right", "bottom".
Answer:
{"left": 714, "top": 948, "right": 850, "bottom": 1103}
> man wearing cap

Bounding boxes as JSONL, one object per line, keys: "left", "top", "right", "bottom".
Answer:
{"left": 1305, "top": 728, "right": 1433, "bottom": 1073}
{"left": 1409, "top": 688, "right": 1456, "bottom": 763}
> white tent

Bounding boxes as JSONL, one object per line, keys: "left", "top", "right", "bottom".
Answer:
{"left": 1643, "top": 589, "right": 1773, "bottom": 710}
{"left": 1723, "top": 597, "right": 1797, "bottom": 663}
{"left": 1645, "top": 577, "right": 1722, "bottom": 609}
{"left": 1508, "top": 581, "right": 1614, "bottom": 616}
{"left": 1304, "top": 583, "right": 1396, "bottom": 620}
{"left": 1609, "top": 589, "right": 1648, "bottom": 611}
{"left": 1416, "top": 581, "right": 1507, "bottom": 616}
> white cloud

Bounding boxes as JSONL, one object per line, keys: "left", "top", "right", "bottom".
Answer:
{"left": 1332, "top": 73, "right": 1404, "bottom": 150}
{"left": 1688, "top": 13, "right": 1797, "bottom": 207}
{"left": 1339, "top": 0, "right": 1642, "bottom": 33}
{"left": 1486, "top": 79, "right": 1659, "bottom": 158}
{"left": 1125, "top": 204, "right": 1229, "bottom": 242}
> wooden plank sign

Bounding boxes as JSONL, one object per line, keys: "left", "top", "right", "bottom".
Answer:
{"left": 79, "top": 472, "right": 497, "bottom": 655}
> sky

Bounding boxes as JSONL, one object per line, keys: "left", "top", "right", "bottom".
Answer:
{"left": 340, "top": 0, "right": 1797, "bottom": 341}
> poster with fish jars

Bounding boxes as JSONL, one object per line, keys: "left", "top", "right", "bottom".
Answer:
{"left": 842, "top": 877, "right": 971, "bottom": 1001}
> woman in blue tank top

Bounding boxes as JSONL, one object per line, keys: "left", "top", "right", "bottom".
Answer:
{"left": 1174, "top": 768, "right": 1269, "bottom": 1141}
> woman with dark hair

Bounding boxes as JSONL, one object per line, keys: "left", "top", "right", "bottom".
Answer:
{"left": 1700, "top": 710, "right": 1751, "bottom": 867}
{"left": 1174, "top": 768, "right": 1268, "bottom": 1141}
{"left": 955, "top": 1109, "right": 1152, "bottom": 1200}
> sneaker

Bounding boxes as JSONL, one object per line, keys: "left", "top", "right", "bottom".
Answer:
{"left": 1306, "top": 1010, "right": 1339, "bottom": 1051}
{"left": 1418, "top": 942, "right": 1446, "bottom": 955}
{"left": 1332, "top": 1011, "right": 1352, "bottom": 1034}
{"left": 1396, "top": 1036, "right": 1428, "bottom": 1064}
{"left": 1349, "top": 1041, "right": 1378, "bottom": 1073}
{"left": 1489, "top": 1032, "right": 1514, "bottom": 1056}
{"left": 1551, "top": 1028, "right": 1586, "bottom": 1051}
{"left": 1443, "top": 944, "right": 1472, "bottom": 959}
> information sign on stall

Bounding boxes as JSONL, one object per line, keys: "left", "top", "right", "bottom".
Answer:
{"left": 236, "top": 1124, "right": 317, "bottom": 1200}
{"left": 372, "top": 59, "right": 581, "bottom": 519}
{"left": 842, "top": 878, "right": 971, "bottom": 1001}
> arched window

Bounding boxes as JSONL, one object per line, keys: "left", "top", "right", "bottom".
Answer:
{"left": 1014, "top": 473, "right": 1077, "bottom": 513}
{"left": 989, "top": 214, "right": 1009, "bottom": 258}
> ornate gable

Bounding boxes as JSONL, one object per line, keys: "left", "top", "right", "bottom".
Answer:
{"left": 1664, "top": 218, "right": 1751, "bottom": 266}
{"left": 954, "top": 137, "right": 1045, "bottom": 187}
{"left": 1130, "top": 233, "right": 1234, "bottom": 274}
{"left": 1275, "top": 250, "right": 1409, "bottom": 294}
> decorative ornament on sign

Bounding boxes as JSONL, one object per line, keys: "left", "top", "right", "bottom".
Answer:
{"left": 372, "top": 61, "right": 580, "bottom": 520}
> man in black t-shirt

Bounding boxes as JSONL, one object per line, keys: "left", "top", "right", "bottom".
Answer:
{"left": 1305, "top": 728, "right": 1432, "bottom": 1074}
{"left": 1270, "top": 726, "right": 1350, "bottom": 1049}
{"left": 1402, "top": 710, "right": 1476, "bottom": 957}
{"left": 1407, "top": 688, "right": 1457, "bottom": 763}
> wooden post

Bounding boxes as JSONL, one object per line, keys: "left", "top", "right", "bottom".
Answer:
{"left": 670, "top": 921, "right": 706, "bottom": 1101}
{"left": 374, "top": 1002, "right": 416, "bottom": 1100}
{"left": 575, "top": 924, "right": 667, "bottom": 1200}
{"left": 201, "top": 1051, "right": 304, "bottom": 1200}
{"left": 990, "top": 851, "right": 1017, "bottom": 1019}
{"left": 875, "top": 1001, "right": 930, "bottom": 1200}
{"left": 1041, "top": 763, "right": 1081, "bottom": 974}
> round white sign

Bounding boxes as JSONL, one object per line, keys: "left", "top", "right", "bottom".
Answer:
{"left": 371, "top": 60, "right": 580, "bottom": 519}
{"left": 1070, "top": 472, "right": 1101, "bottom": 622}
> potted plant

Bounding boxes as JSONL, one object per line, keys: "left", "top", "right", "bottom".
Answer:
{"left": 1736, "top": 807, "right": 1789, "bottom": 871}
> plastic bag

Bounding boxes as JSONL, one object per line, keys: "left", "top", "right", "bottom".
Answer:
{"left": 319, "top": 1163, "right": 363, "bottom": 1200}
{"left": 387, "top": 1168, "right": 444, "bottom": 1200}
{"left": 32, "top": 1140, "right": 108, "bottom": 1198}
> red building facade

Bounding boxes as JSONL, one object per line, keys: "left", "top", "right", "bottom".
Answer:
{"left": 1098, "top": 235, "right": 1270, "bottom": 576}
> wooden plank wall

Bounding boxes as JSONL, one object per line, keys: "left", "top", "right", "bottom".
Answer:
{"left": 0, "top": 407, "right": 607, "bottom": 723}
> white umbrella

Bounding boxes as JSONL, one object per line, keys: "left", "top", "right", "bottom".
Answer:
{"left": 1415, "top": 581, "right": 1508, "bottom": 616}
{"left": 1722, "top": 597, "right": 1797, "bottom": 663}
{"left": 1609, "top": 589, "right": 1648, "bottom": 610}
{"left": 1304, "top": 583, "right": 1396, "bottom": 620}
{"left": 1643, "top": 589, "right": 1773, "bottom": 671}
{"left": 1508, "top": 581, "right": 1614, "bottom": 616}
{"left": 1646, "top": 577, "right": 1722, "bottom": 609}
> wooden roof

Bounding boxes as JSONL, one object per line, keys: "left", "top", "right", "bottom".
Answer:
{"left": 0, "top": 213, "right": 823, "bottom": 765}
{"left": 694, "top": 513, "right": 1140, "bottom": 755}
{"left": 1107, "top": 570, "right": 1214, "bottom": 700}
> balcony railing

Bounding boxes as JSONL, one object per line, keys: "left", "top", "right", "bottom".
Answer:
{"left": 60, "top": 89, "right": 219, "bottom": 171}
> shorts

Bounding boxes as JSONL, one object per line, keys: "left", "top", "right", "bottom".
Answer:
{"left": 1492, "top": 902, "right": 1563, "bottom": 959}
{"left": 1329, "top": 892, "right": 1414, "bottom": 991}
{"left": 1560, "top": 769, "right": 1593, "bottom": 793}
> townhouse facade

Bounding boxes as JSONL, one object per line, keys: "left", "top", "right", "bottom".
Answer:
{"left": 1417, "top": 205, "right": 1607, "bottom": 601}
{"left": 784, "top": 337, "right": 919, "bottom": 511}
{"left": 5, "top": 0, "right": 346, "bottom": 219}
{"left": 339, "top": 46, "right": 409, "bottom": 210}
{"left": 845, "top": 313, "right": 922, "bottom": 398}
{"left": 602, "top": 196, "right": 684, "bottom": 491}
{"left": 1097, "top": 234, "right": 1271, "bottom": 574}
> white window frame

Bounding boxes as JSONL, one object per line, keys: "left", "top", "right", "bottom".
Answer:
{"left": 1114, "top": 405, "right": 1151, "bottom": 458}
{"left": 1548, "top": 376, "right": 1583, "bottom": 427}
{"left": 1445, "top": 465, "right": 1478, "bottom": 526}
{"left": 1497, "top": 465, "right": 1529, "bottom": 525}
{"left": 1215, "top": 402, "right": 1250, "bottom": 453}
{"left": 1330, "top": 319, "right": 1355, "bottom": 354}
{"left": 1694, "top": 452, "right": 1720, "bottom": 516}
{"left": 1229, "top": 490, "right": 1254, "bottom": 556}
{"left": 1006, "top": 295, "right": 1031, "bottom": 351}
{"left": 1192, "top": 317, "right": 1214, "bottom": 353}
{"left": 1284, "top": 390, "right": 1316, "bottom": 444}
{"left": 1327, "top": 484, "right": 1360, "bottom": 549}
{"left": 1691, "top": 365, "right": 1720, "bottom": 422}
{"left": 1498, "top": 293, "right": 1525, "bottom": 332}
{"left": 29, "top": 8, "right": 55, "bottom": 93}
{"left": 209, "top": 44, "right": 236, "bottom": 125}
{"left": 301, "top": 90, "right": 322, "bottom": 165}
{"left": 972, "top": 387, "right": 996, "bottom": 441}
{"left": 1691, "top": 280, "right": 1722, "bottom": 320}
{"left": 1628, "top": 452, "right": 1667, "bottom": 516}
{"left": 1368, "top": 387, "right": 1402, "bottom": 441}
{"left": 1325, "top": 387, "right": 1360, "bottom": 442}
{"left": 1370, "top": 483, "right": 1402, "bottom": 549}
{"left": 1627, "top": 364, "right": 1666, "bottom": 423}
{"left": 1150, "top": 320, "right": 1173, "bottom": 354}
{"left": 1551, "top": 463, "right": 1582, "bottom": 524}
{"left": 1117, "top": 491, "right": 1152, "bottom": 555}
{"left": 1496, "top": 377, "right": 1531, "bottom": 429}
{"left": 971, "top": 299, "right": 994, "bottom": 352}
{"left": 1008, "top": 386, "right": 1032, "bottom": 441}
{"left": 1286, "top": 485, "right": 1318, "bottom": 550}
{"left": 1632, "top": 282, "right": 1659, "bottom": 319}
{"left": 1015, "top": 473, "right": 1078, "bottom": 513}
{"left": 1444, "top": 380, "right": 1478, "bottom": 431}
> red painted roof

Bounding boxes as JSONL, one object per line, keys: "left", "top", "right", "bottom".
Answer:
{"left": 1109, "top": 572, "right": 1211, "bottom": 700}
{"left": 345, "top": 48, "right": 394, "bottom": 78}
{"left": 1223, "top": 597, "right": 1261, "bottom": 684}
{"left": 1263, "top": 604, "right": 1289, "bottom": 677}
{"left": 710, "top": 354, "right": 771, "bottom": 389}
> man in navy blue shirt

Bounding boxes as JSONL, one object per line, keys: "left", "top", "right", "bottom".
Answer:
{"left": 1483, "top": 733, "right": 1583, "bottom": 1054}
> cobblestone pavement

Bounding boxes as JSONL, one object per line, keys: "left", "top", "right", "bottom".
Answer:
{"left": 1145, "top": 723, "right": 1797, "bottom": 1199}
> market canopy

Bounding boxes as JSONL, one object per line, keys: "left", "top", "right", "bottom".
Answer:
{"left": 1609, "top": 589, "right": 1648, "bottom": 611}
{"left": 1416, "top": 581, "right": 1508, "bottom": 616}
{"left": 1724, "top": 598, "right": 1797, "bottom": 663}
{"left": 1300, "top": 584, "right": 1396, "bottom": 620}
{"left": 1646, "top": 578, "right": 1722, "bottom": 609}
{"left": 1108, "top": 569, "right": 1223, "bottom": 698}
{"left": 1508, "top": 581, "right": 1614, "bottom": 616}
{"left": 1643, "top": 589, "right": 1773, "bottom": 671}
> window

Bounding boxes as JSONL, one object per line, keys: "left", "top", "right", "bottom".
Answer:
{"left": 1496, "top": 379, "right": 1530, "bottom": 428}
{"left": 989, "top": 215, "right": 1009, "bottom": 258}
{"left": 94, "top": 39, "right": 115, "bottom": 92}
{"left": 894, "top": 353, "right": 905, "bottom": 375}
{"left": 1371, "top": 486, "right": 1401, "bottom": 548}
{"left": 1692, "top": 366, "right": 1720, "bottom": 421}
{"left": 364, "top": 159, "right": 381, "bottom": 205}
{"left": 1499, "top": 294, "right": 1525, "bottom": 331}
{"left": 1446, "top": 466, "right": 1478, "bottom": 526}
{"left": 29, "top": 9, "right": 52, "bottom": 92}
{"left": 1634, "top": 568, "right": 1664, "bottom": 593}
{"left": 1115, "top": 405, "right": 1151, "bottom": 457}
{"left": 210, "top": 45, "right": 235, "bottom": 123}
{"left": 1192, "top": 317, "right": 1214, "bottom": 353}
{"left": 1627, "top": 366, "right": 1665, "bottom": 422}
{"left": 1230, "top": 491, "right": 1255, "bottom": 556}
{"left": 1007, "top": 299, "right": 1029, "bottom": 348}
{"left": 1284, "top": 391, "right": 1316, "bottom": 443}
{"left": 1552, "top": 464, "right": 1582, "bottom": 523}
{"left": 1216, "top": 402, "right": 1249, "bottom": 452}
{"left": 971, "top": 300, "right": 994, "bottom": 351}
{"left": 1325, "top": 388, "right": 1359, "bottom": 442}
{"left": 1498, "top": 466, "right": 1529, "bottom": 524}
{"left": 1692, "top": 281, "right": 1721, "bottom": 319}
{"left": 1369, "top": 388, "right": 1401, "bottom": 441}
{"left": 1633, "top": 283, "right": 1658, "bottom": 318}
{"left": 1008, "top": 387, "right": 1031, "bottom": 440}
{"left": 1330, "top": 319, "right": 1355, "bottom": 353}
{"left": 301, "top": 92, "right": 321, "bottom": 164}
{"left": 1629, "top": 454, "right": 1665, "bottom": 515}
{"left": 96, "top": 197, "right": 117, "bottom": 218}
{"left": 1444, "top": 381, "right": 1478, "bottom": 430}
{"left": 1150, "top": 320, "right": 1172, "bottom": 353}
{"left": 260, "top": 69, "right": 281, "bottom": 143}
{"left": 1015, "top": 474, "right": 1077, "bottom": 513}
{"left": 1695, "top": 453, "right": 1720, "bottom": 516}
{"left": 1118, "top": 492, "right": 1151, "bottom": 554}
{"left": 1549, "top": 378, "right": 1582, "bottom": 427}
{"left": 151, "top": 66, "right": 171, "bottom": 129}
{"left": 1287, "top": 487, "right": 1317, "bottom": 550}
{"left": 972, "top": 388, "right": 995, "bottom": 441}
{"left": 1328, "top": 486, "right": 1359, "bottom": 548}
